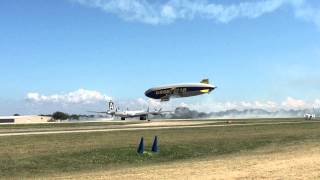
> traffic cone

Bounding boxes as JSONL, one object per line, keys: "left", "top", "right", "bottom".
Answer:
{"left": 137, "top": 137, "right": 144, "bottom": 154}
{"left": 151, "top": 136, "right": 159, "bottom": 153}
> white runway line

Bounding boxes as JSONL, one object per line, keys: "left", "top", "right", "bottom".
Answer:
{"left": 0, "top": 121, "right": 316, "bottom": 137}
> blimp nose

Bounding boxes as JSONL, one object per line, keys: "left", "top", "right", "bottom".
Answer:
{"left": 144, "top": 89, "right": 152, "bottom": 98}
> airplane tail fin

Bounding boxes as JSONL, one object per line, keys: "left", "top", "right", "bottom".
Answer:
{"left": 108, "top": 101, "right": 115, "bottom": 111}
{"left": 200, "top": 79, "right": 209, "bottom": 84}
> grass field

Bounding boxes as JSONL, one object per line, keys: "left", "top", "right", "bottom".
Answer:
{"left": 0, "top": 118, "right": 319, "bottom": 178}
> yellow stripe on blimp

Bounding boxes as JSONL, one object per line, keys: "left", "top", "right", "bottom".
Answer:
{"left": 200, "top": 89, "right": 210, "bottom": 93}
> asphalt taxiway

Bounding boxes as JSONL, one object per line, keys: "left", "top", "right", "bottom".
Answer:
{"left": 0, "top": 120, "right": 315, "bottom": 137}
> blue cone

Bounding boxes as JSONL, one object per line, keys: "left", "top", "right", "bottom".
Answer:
{"left": 137, "top": 137, "right": 144, "bottom": 154}
{"left": 151, "top": 136, "right": 159, "bottom": 153}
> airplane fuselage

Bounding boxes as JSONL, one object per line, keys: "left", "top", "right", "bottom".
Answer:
{"left": 115, "top": 110, "right": 145, "bottom": 118}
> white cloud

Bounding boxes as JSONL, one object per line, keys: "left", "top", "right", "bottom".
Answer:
{"left": 144, "top": 97, "right": 320, "bottom": 112}
{"left": 294, "top": 2, "right": 320, "bottom": 27}
{"left": 71, "top": 0, "right": 320, "bottom": 27}
{"left": 314, "top": 99, "right": 320, "bottom": 107}
{"left": 190, "top": 100, "right": 279, "bottom": 112}
{"left": 26, "top": 89, "right": 111, "bottom": 104}
{"left": 122, "top": 96, "right": 316, "bottom": 113}
{"left": 23, "top": 88, "right": 319, "bottom": 114}
{"left": 161, "top": 5, "right": 177, "bottom": 20}
{"left": 281, "top": 97, "right": 305, "bottom": 108}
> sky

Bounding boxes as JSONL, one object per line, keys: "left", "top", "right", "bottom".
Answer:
{"left": 0, "top": 0, "right": 320, "bottom": 115}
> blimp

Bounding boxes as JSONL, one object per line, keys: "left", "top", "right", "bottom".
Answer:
{"left": 145, "top": 79, "right": 216, "bottom": 102}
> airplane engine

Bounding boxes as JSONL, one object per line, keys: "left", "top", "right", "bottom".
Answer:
{"left": 140, "top": 116, "right": 147, "bottom": 121}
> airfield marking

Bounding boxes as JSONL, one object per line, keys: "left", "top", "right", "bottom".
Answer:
{"left": 0, "top": 121, "right": 317, "bottom": 137}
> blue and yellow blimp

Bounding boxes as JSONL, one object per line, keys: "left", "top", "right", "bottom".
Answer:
{"left": 145, "top": 79, "right": 216, "bottom": 102}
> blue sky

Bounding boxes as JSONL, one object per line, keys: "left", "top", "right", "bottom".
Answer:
{"left": 0, "top": 0, "right": 320, "bottom": 115}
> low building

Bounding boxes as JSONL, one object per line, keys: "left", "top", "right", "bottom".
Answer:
{"left": 0, "top": 115, "right": 51, "bottom": 124}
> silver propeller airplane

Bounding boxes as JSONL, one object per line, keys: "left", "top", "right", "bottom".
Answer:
{"left": 90, "top": 101, "right": 170, "bottom": 120}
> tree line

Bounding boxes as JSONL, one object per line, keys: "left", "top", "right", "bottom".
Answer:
{"left": 40, "top": 112, "right": 95, "bottom": 121}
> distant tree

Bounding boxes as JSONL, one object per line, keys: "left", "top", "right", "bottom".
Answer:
{"left": 39, "top": 114, "right": 52, "bottom": 117}
{"left": 70, "top": 114, "right": 80, "bottom": 120}
{"left": 52, "top": 111, "right": 69, "bottom": 120}
{"left": 13, "top": 114, "right": 20, "bottom": 116}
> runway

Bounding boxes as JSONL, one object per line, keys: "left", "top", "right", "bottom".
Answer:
{"left": 0, "top": 120, "right": 315, "bottom": 137}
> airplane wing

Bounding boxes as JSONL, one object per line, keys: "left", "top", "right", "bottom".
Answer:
{"left": 148, "top": 108, "right": 173, "bottom": 115}
{"left": 129, "top": 112, "right": 148, "bottom": 117}
{"left": 149, "top": 111, "right": 173, "bottom": 115}
{"left": 150, "top": 110, "right": 171, "bottom": 115}
{"left": 88, "top": 111, "right": 108, "bottom": 114}
{"left": 125, "top": 110, "right": 171, "bottom": 117}
{"left": 87, "top": 111, "right": 114, "bottom": 115}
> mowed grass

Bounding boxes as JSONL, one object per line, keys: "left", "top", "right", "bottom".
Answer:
{"left": 0, "top": 120, "right": 319, "bottom": 178}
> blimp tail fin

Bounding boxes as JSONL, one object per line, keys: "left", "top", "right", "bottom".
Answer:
{"left": 200, "top": 79, "right": 209, "bottom": 84}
